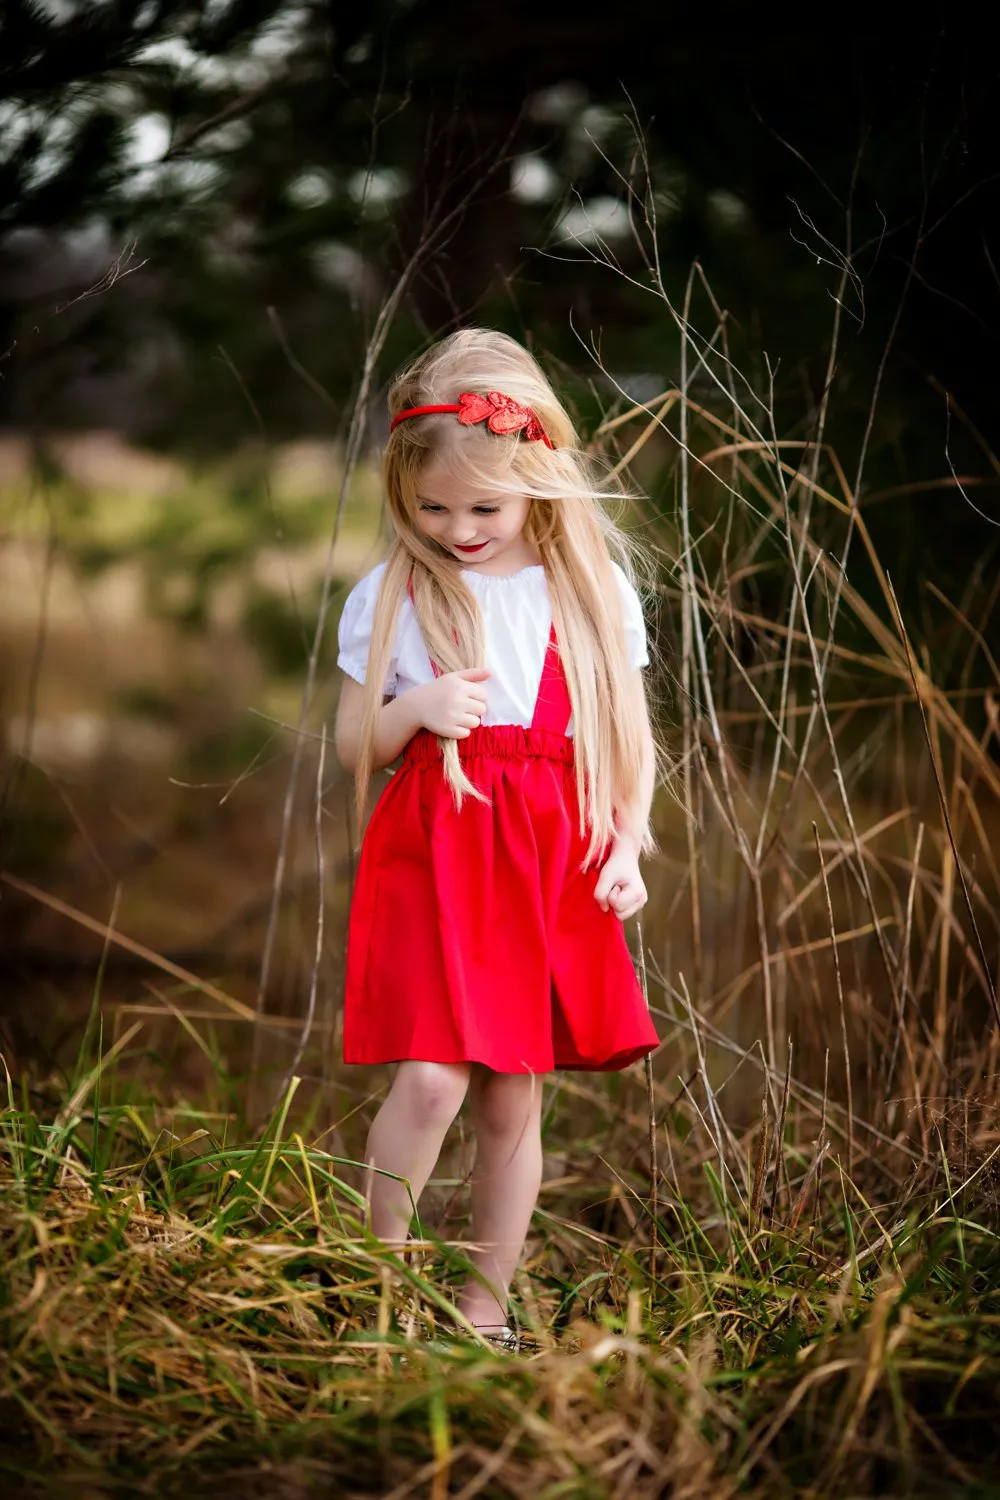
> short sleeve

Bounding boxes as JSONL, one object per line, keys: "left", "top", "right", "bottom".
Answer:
{"left": 337, "top": 564, "right": 398, "bottom": 695}
{"left": 611, "top": 562, "right": 649, "bottom": 670}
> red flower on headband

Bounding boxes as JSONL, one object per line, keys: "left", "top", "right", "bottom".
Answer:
{"left": 456, "top": 390, "right": 547, "bottom": 443}
{"left": 389, "top": 390, "right": 554, "bottom": 447}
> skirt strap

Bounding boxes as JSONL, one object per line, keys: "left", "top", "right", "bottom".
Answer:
{"left": 530, "top": 622, "right": 572, "bottom": 734}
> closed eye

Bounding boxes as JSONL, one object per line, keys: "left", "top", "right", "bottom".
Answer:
{"left": 418, "top": 503, "right": 502, "bottom": 514}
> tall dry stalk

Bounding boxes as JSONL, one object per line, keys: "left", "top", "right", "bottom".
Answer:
{"left": 250, "top": 126, "right": 529, "bottom": 1115}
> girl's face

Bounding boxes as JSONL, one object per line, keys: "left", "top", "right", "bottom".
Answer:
{"left": 413, "top": 455, "right": 536, "bottom": 574}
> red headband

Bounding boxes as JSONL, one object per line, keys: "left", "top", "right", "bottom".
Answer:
{"left": 390, "top": 390, "right": 554, "bottom": 449}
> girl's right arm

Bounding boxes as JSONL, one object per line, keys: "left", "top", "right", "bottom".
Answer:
{"left": 334, "top": 668, "right": 491, "bottom": 773}
{"left": 334, "top": 678, "right": 426, "bottom": 772}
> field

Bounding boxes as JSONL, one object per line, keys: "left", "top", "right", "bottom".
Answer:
{"left": 3, "top": 353, "right": 1000, "bottom": 1496}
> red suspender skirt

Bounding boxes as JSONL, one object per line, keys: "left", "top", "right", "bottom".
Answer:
{"left": 342, "top": 618, "right": 659, "bottom": 1074}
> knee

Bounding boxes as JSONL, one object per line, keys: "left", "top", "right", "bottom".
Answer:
{"left": 399, "top": 1062, "right": 469, "bottom": 1128}
{"left": 473, "top": 1074, "right": 541, "bottom": 1139}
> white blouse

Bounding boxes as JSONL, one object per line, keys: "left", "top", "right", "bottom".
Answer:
{"left": 337, "top": 561, "right": 648, "bottom": 736}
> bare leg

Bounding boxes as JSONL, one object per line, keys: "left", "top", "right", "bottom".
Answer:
{"left": 457, "top": 1068, "right": 544, "bottom": 1330}
{"left": 364, "top": 1061, "right": 471, "bottom": 1244}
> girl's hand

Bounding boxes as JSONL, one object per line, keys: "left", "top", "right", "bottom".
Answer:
{"left": 416, "top": 667, "right": 491, "bottom": 739}
{"left": 593, "top": 835, "right": 647, "bottom": 922}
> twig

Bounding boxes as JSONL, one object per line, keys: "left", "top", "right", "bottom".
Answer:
{"left": 634, "top": 919, "right": 658, "bottom": 1277}
{"left": 886, "top": 577, "right": 1000, "bottom": 1030}
{"left": 271, "top": 728, "right": 328, "bottom": 1109}
{"left": 253, "top": 131, "right": 524, "bottom": 1115}
{"left": 813, "top": 822, "right": 854, "bottom": 1172}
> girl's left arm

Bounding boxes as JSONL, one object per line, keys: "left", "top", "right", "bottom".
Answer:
{"left": 611, "top": 668, "right": 656, "bottom": 855}
{"left": 594, "top": 670, "right": 654, "bottom": 920}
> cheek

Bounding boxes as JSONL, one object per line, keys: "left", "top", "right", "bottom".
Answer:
{"left": 508, "top": 502, "right": 531, "bottom": 534}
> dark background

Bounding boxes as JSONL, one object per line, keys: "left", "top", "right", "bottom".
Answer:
{"left": 2, "top": 3, "right": 999, "bottom": 568}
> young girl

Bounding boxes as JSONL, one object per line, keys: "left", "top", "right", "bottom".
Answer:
{"left": 335, "top": 329, "right": 659, "bottom": 1343}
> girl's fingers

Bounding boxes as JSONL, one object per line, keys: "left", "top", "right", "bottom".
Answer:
{"left": 609, "top": 884, "right": 646, "bottom": 919}
{"left": 596, "top": 880, "right": 623, "bottom": 912}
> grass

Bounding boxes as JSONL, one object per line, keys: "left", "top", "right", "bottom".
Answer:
{"left": 3, "top": 1053, "right": 1000, "bottom": 1498}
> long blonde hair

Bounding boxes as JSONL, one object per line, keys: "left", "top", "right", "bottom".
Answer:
{"left": 353, "top": 328, "right": 656, "bottom": 866}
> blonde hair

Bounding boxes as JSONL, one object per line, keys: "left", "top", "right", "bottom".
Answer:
{"left": 353, "top": 328, "right": 657, "bottom": 867}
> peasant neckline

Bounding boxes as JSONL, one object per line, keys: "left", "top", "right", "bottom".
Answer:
{"left": 461, "top": 564, "right": 545, "bottom": 586}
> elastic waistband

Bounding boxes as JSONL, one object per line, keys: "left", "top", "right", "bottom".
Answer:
{"left": 402, "top": 725, "right": 574, "bottom": 765}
